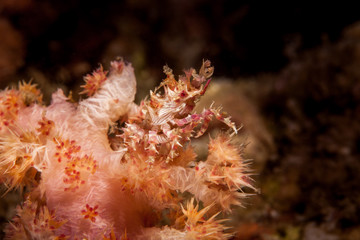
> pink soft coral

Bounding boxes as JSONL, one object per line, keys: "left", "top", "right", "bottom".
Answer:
{"left": 0, "top": 59, "right": 255, "bottom": 239}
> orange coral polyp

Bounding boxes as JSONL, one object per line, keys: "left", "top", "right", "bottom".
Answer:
{"left": 53, "top": 137, "right": 81, "bottom": 163}
{"left": 81, "top": 204, "right": 99, "bottom": 222}
{"left": 63, "top": 155, "right": 97, "bottom": 192}
{"left": 18, "top": 81, "right": 43, "bottom": 105}
{"left": 37, "top": 116, "right": 55, "bottom": 136}
{"left": 0, "top": 90, "right": 22, "bottom": 125}
{"left": 80, "top": 65, "right": 108, "bottom": 97}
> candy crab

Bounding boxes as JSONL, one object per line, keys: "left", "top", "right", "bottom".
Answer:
{"left": 121, "top": 60, "right": 238, "bottom": 164}
{"left": 1, "top": 59, "right": 255, "bottom": 239}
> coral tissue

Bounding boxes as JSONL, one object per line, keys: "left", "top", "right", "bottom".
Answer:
{"left": 0, "top": 59, "right": 255, "bottom": 239}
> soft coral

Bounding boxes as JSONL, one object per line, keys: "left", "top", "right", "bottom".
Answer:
{"left": 1, "top": 59, "right": 255, "bottom": 239}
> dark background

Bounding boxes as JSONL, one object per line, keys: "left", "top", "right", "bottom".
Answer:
{"left": 1, "top": 1, "right": 360, "bottom": 239}
{"left": 1, "top": 1, "right": 359, "bottom": 90}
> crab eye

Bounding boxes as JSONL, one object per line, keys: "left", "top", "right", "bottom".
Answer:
{"left": 180, "top": 90, "right": 188, "bottom": 98}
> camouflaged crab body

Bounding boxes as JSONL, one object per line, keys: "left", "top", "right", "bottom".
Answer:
{"left": 123, "top": 60, "right": 237, "bottom": 164}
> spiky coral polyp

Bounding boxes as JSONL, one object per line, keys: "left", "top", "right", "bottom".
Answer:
{"left": 4, "top": 199, "right": 66, "bottom": 240}
{"left": 0, "top": 130, "right": 43, "bottom": 192}
{"left": 80, "top": 64, "right": 108, "bottom": 97}
{"left": 180, "top": 198, "right": 232, "bottom": 240}
{"left": 0, "top": 59, "right": 255, "bottom": 239}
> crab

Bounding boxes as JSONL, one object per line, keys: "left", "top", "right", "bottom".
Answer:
{"left": 120, "top": 60, "right": 238, "bottom": 164}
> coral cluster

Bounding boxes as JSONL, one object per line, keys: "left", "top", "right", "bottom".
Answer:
{"left": 0, "top": 59, "right": 255, "bottom": 239}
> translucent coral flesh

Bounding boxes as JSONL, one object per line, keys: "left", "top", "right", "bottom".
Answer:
{"left": 0, "top": 59, "right": 255, "bottom": 239}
